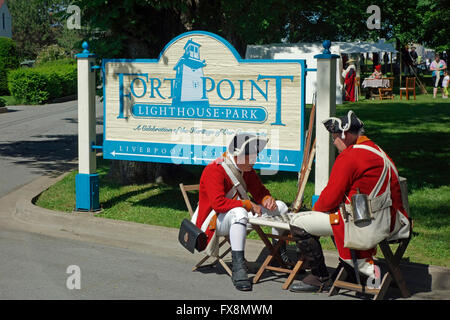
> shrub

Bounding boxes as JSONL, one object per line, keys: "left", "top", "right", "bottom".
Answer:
{"left": 8, "top": 59, "right": 77, "bottom": 105}
{"left": 0, "top": 37, "right": 20, "bottom": 95}
{"left": 35, "top": 44, "right": 69, "bottom": 66}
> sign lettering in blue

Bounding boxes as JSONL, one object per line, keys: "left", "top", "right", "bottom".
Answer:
{"left": 102, "top": 31, "right": 306, "bottom": 172}
{"left": 131, "top": 103, "right": 268, "bottom": 123}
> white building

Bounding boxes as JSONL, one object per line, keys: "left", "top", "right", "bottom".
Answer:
{"left": 0, "top": 0, "right": 12, "bottom": 38}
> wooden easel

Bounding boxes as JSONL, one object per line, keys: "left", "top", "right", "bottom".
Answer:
{"left": 291, "top": 95, "right": 316, "bottom": 212}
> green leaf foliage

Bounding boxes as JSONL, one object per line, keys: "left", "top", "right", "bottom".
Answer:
{"left": 8, "top": 59, "right": 77, "bottom": 105}
{"left": 35, "top": 44, "right": 70, "bottom": 66}
{"left": 0, "top": 37, "right": 20, "bottom": 95}
{"left": 8, "top": 0, "right": 72, "bottom": 59}
{"left": 71, "top": 0, "right": 448, "bottom": 60}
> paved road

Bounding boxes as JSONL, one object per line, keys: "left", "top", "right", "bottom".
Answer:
{"left": 0, "top": 100, "right": 103, "bottom": 197}
{"left": 0, "top": 101, "right": 343, "bottom": 300}
{"left": 0, "top": 227, "right": 348, "bottom": 300}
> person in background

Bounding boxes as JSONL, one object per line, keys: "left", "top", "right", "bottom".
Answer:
{"left": 342, "top": 58, "right": 356, "bottom": 102}
{"left": 430, "top": 53, "right": 447, "bottom": 98}
{"left": 383, "top": 53, "right": 389, "bottom": 74}
{"left": 370, "top": 65, "right": 383, "bottom": 79}
{"left": 442, "top": 70, "right": 449, "bottom": 99}
{"left": 409, "top": 46, "right": 418, "bottom": 75}
{"left": 401, "top": 45, "right": 413, "bottom": 76}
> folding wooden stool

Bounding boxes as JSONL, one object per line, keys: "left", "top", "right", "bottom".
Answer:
{"left": 328, "top": 232, "right": 411, "bottom": 300}
{"left": 179, "top": 183, "right": 233, "bottom": 277}
{"left": 250, "top": 220, "right": 305, "bottom": 290}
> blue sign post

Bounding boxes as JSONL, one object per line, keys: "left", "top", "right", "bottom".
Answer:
{"left": 75, "top": 42, "right": 100, "bottom": 211}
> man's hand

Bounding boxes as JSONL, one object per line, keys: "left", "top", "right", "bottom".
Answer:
{"left": 262, "top": 196, "right": 278, "bottom": 211}
{"left": 250, "top": 201, "right": 262, "bottom": 216}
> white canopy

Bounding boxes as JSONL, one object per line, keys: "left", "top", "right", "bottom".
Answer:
{"left": 245, "top": 40, "right": 396, "bottom": 105}
{"left": 335, "top": 39, "right": 397, "bottom": 54}
{"left": 245, "top": 40, "right": 396, "bottom": 59}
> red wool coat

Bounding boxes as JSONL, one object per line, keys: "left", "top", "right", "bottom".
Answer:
{"left": 197, "top": 156, "right": 271, "bottom": 244}
{"left": 344, "top": 68, "right": 356, "bottom": 102}
{"left": 313, "top": 136, "right": 409, "bottom": 261}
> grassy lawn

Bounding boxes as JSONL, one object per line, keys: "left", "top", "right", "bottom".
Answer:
{"left": 35, "top": 90, "right": 450, "bottom": 267}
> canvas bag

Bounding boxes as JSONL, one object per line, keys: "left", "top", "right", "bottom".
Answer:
{"left": 343, "top": 145, "right": 393, "bottom": 250}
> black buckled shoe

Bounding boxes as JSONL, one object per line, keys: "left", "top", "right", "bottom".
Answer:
{"left": 231, "top": 251, "right": 252, "bottom": 291}
{"left": 289, "top": 274, "right": 330, "bottom": 293}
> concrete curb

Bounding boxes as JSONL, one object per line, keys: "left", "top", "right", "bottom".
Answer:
{"left": 9, "top": 173, "right": 450, "bottom": 298}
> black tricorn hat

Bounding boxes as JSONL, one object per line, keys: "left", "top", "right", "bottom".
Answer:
{"left": 228, "top": 133, "right": 268, "bottom": 157}
{"left": 322, "top": 110, "right": 364, "bottom": 136}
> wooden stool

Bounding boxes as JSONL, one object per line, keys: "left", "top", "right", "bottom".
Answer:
{"left": 251, "top": 224, "right": 304, "bottom": 290}
{"left": 329, "top": 236, "right": 411, "bottom": 300}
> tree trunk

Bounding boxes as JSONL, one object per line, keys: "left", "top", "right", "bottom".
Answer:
{"left": 108, "top": 160, "right": 157, "bottom": 185}
{"left": 107, "top": 160, "right": 191, "bottom": 185}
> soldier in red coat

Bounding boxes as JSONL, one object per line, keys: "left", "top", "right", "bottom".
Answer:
{"left": 342, "top": 59, "right": 356, "bottom": 102}
{"left": 289, "top": 110, "right": 411, "bottom": 292}
{"left": 192, "top": 133, "right": 289, "bottom": 291}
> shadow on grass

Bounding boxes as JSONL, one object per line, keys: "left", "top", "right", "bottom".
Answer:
{"left": 134, "top": 187, "right": 193, "bottom": 212}
{"left": 100, "top": 184, "right": 160, "bottom": 210}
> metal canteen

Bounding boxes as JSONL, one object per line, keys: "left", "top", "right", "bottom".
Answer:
{"left": 351, "top": 189, "right": 372, "bottom": 225}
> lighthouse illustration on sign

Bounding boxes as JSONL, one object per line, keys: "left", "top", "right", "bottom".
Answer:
{"left": 172, "top": 39, "right": 210, "bottom": 107}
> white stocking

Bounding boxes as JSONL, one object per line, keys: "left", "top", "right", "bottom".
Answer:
{"left": 229, "top": 220, "right": 247, "bottom": 251}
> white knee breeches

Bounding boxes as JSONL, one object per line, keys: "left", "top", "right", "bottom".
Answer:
{"left": 289, "top": 211, "right": 333, "bottom": 237}
{"left": 216, "top": 200, "right": 288, "bottom": 237}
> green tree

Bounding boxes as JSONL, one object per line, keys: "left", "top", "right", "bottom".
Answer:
{"left": 416, "top": 0, "right": 450, "bottom": 52}
{"left": 56, "top": 25, "right": 85, "bottom": 57}
{"left": 8, "top": 0, "right": 70, "bottom": 59}
{"left": 0, "top": 37, "right": 20, "bottom": 95}
{"left": 71, "top": 0, "right": 188, "bottom": 58}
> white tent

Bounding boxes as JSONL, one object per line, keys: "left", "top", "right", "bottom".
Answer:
{"left": 245, "top": 40, "right": 396, "bottom": 105}
{"left": 336, "top": 39, "right": 396, "bottom": 54}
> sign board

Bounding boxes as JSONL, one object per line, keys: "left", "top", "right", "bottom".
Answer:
{"left": 102, "top": 31, "right": 306, "bottom": 172}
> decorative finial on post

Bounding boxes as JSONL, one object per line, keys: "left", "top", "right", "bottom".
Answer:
{"left": 82, "top": 41, "right": 90, "bottom": 54}
{"left": 76, "top": 41, "right": 96, "bottom": 59}
{"left": 322, "top": 40, "right": 331, "bottom": 54}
